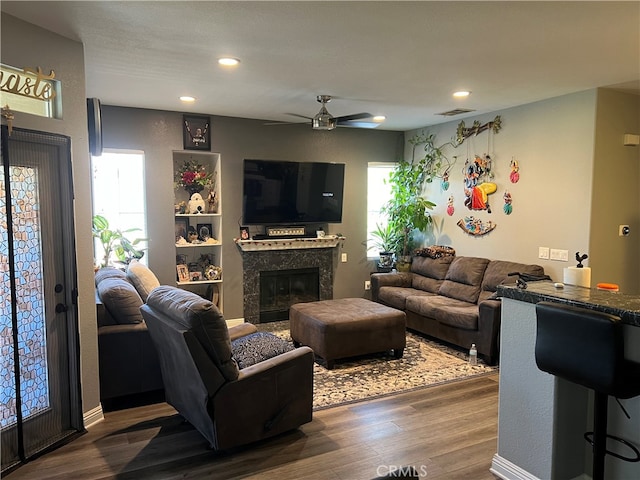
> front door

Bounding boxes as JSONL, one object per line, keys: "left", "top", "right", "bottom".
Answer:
{"left": 1, "top": 126, "right": 84, "bottom": 474}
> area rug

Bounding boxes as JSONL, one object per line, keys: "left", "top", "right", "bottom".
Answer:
{"left": 257, "top": 321, "right": 498, "bottom": 410}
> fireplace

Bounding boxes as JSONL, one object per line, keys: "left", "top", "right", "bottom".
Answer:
{"left": 240, "top": 246, "right": 335, "bottom": 324}
{"left": 259, "top": 268, "right": 319, "bottom": 322}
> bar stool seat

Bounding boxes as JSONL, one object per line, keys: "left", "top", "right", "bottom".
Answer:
{"left": 535, "top": 301, "right": 640, "bottom": 480}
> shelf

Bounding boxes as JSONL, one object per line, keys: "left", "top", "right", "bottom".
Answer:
{"left": 176, "top": 242, "right": 222, "bottom": 248}
{"left": 177, "top": 279, "right": 223, "bottom": 286}
{"left": 175, "top": 213, "right": 221, "bottom": 217}
{"left": 235, "top": 236, "right": 345, "bottom": 252}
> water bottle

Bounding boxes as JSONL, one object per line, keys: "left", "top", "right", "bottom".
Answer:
{"left": 469, "top": 343, "right": 478, "bottom": 366}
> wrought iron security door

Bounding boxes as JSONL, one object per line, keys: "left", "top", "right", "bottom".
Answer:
{"left": 1, "top": 126, "right": 83, "bottom": 474}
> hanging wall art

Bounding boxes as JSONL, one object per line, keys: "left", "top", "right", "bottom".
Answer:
{"left": 457, "top": 216, "right": 496, "bottom": 236}
{"left": 503, "top": 191, "right": 513, "bottom": 215}
{"left": 510, "top": 158, "right": 520, "bottom": 183}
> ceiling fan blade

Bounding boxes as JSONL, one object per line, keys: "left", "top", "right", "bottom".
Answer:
{"left": 337, "top": 121, "right": 382, "bottom": 129}
{"left": 285, "top": 113, "right": 314, "bottom": 121}
{"left": 336, "top": 112, "right": 373, "bottom": 123}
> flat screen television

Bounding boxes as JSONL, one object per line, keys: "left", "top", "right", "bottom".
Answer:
{"left": 243, "top": 159, "right": 345, "bottom": 225}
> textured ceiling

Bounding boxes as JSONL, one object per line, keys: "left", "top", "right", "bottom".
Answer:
{"left": 2, "top": 1, "right": 639, "bottom": 131}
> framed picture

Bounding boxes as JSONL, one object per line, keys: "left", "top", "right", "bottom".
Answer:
{"left": 197, "top": 223, "right": 213, "bottom": 241}
{"left": 176, "top": 264, "right": 189, "bottom": 282}
{"left": 190, "top": 271, "right": 203, "bottom": 281}
{"left": 183, "top": 114, "right": 211, "bottom": 151}
{"left": 239, "top": 226, "right": 250, "bottom": 241}
{"left": 175, "top": 218, "right": 189, "bottom": 242}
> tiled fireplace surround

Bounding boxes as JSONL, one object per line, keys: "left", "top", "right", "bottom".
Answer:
{"left": 241, "top": 248, "right": 335, "bottom": 323}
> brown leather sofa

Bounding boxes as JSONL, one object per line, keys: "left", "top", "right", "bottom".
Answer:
{"left": 371, "top": 255, "right": 544, "bottom": 365}
{"left": 95, "top": 266, "right": 163, "bottom": 403}
{"left": 141, "top": 286, "right": 314, "bottom": 451}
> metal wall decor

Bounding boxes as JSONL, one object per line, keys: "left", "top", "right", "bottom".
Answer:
{"left": 182, "top": 114, "right": 211, "bottom": 150}
{"left": 455, "top": 115, "right": 502, "bottom": 145}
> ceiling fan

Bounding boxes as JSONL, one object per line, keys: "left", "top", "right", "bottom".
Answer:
{"left": 273, "top": 95, "right": 380, "bottom": 130}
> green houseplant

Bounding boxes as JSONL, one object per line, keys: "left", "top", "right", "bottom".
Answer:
{"left": 92, "top": 214, "right": 147, "bottom": 268}
{"left": 368, "top": 222, "right": 401, "bottom": 270}
{"left": 382, "top": 133, "right": 447, "bottom": 270}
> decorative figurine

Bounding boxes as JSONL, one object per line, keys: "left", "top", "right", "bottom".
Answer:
{"left": 188, "top": 192, "right": 206, "bottom": 214}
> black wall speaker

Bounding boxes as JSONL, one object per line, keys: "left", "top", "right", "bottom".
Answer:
{"left": 87, "top": 97, "right": 103, "bottom": 156}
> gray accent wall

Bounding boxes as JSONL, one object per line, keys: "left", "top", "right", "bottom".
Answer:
{"left": 100, "top": 107, "right": 404, "bottom": 320}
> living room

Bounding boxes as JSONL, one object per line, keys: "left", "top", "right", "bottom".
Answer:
{"left": 2, "top": 2, "right": 639, "bottom": 479}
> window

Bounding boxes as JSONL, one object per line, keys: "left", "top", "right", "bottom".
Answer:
{"left": 366, "top": 162, "right": 395, "bottom": 255}
{"left": 91, "top": 150, "right": 147, "bottom": 266}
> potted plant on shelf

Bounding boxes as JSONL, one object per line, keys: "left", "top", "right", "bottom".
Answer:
{"left": 92, "top": 214, "right": 147, "bottom": 268}
{"left": 382, "top": 133, "right": 446, "bottom": 271}
{"left": 368, "top": 222, "right": 401, "bottom": 272}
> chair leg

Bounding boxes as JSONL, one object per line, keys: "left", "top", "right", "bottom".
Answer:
{"left": 592, "top": 392, "right": 608, "bottom": 480}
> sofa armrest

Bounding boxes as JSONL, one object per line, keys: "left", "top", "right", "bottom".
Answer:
{"left": 371, "top": 272, "right": 412, "bottom": 302}
{"left": 478, "top": 299, "right": 502, "bottom": 365}
{"left": 228, "top": 322, "right": 258, "bottom": 341}
{"left": 213, "top": 346, "right": 314, "bottom": 450}
{"left": 97, "top": 323, "right": 164, "bottom": 399}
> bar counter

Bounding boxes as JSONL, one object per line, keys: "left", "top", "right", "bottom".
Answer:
{"left": 491, "top": 281, "right": 640, "bottom": 480}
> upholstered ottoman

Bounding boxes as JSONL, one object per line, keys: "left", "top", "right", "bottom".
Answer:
{"left": 289, "top": 298, "right": 406, "bottom": 369}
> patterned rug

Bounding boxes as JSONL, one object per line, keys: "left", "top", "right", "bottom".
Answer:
{"left": 257, "top": 321, "right": 498, "bottom": 410}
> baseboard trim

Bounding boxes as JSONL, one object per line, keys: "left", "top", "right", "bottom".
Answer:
{"left": 490, "top": 454, "right": 540, "bottom": 480}
{"left": 226, "top": 317, "right": 244, "bottom": 327}
{"left": 83, "top": 403, "right": 104, "bottom": 429}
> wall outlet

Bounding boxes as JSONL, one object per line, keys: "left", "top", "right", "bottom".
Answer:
{"left": 364, "top": 280, "right": 371, "bottom": 291}
{"left": 550, "top": 248, "right": 569, "bottom": 261}
{"left": 341, "top": 253, "right": 348, "bottom": 263}
{"left": 538, "top": 247, "right": 550, "bottom": 259}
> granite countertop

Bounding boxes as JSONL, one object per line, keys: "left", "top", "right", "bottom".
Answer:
{"left": 497, "top": 281, "right": 640, "bottom": 326}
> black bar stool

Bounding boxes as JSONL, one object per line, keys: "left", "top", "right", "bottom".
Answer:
{"left": 535, "top": 301, "right": 640, "bottom": 480}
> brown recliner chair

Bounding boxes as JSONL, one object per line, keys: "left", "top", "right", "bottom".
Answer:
{"left": 140, "top": 286, "right": 314, "bottom": 451}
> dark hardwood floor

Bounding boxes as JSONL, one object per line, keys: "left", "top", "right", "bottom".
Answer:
{"left": 9, "top": 373, "right": 500, "bottom": 480}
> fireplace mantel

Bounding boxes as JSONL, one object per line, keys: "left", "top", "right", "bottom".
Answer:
{"left": 235, "top": 235, "right": 345, "bottom": 252}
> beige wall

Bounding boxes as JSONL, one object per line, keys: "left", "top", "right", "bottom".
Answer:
{"left": 405, "top": 90, "right": 599, "bottom": 286}
{"left": 101, "top": 107, "right": 404, "bottom": 320}
{"left": 1, "top": 15, "right": 100, "bottom": 416}
{"left": 590, "top": 89, "right": 640, "bottom": 293}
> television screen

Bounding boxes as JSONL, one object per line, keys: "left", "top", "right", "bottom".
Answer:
{"left": 243, "top": 159, "right": 345, "bottom": 225}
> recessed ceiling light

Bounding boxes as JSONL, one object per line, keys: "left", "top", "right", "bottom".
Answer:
{"left": 218, "top": 57, "right": 240, "bottom": 66}
{"left": 453, "top": 91, "right": 471, "bottom": 98}
{"left": 180, "top": 96, "right": 196, "bottom": 102}
{"left": 373, "top": 115, "right": 386, "bottom": 122}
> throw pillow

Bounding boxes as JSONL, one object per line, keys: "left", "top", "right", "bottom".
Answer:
{"left": 231, "top": 332, "right": 295, "bottom": 369}
{"left": 126, "top": 260, "right": 160, "bottom": 302}
{"left": 96, "top": 277, "right": 144, "bottom": 324}
{"left": 95, "top": 267, "right": 128, "bottom": 287}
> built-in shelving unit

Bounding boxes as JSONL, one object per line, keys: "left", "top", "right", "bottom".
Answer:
{"left": 173, "top": 150, "right": 223, "bottom": 310}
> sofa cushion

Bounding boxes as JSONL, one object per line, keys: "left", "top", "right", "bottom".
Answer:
{"left": 378, "top": 286, "right": 434, "bottom": 310}
{"left": 231, "top": 332, "right": 295, "bottom": 369}
{"left": 146, "top": 286, "right": 239, "bottom": 381}
{"left": 96, "top": 277, "right": 144, "bottom": 324}
{"left": 438, "top": 257, "right": 490, "bottom": 304}
{"left": 406, "top": 295, "right": 479, "bottom": 330}
{"left": 410, "top": 256, "right": 454, "bottom": 293}
{"left": 95, "top": 267, "right": 128, "bottom": 287}
{"left": 126, "top": 260, "right": 160, "bottom": 302}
